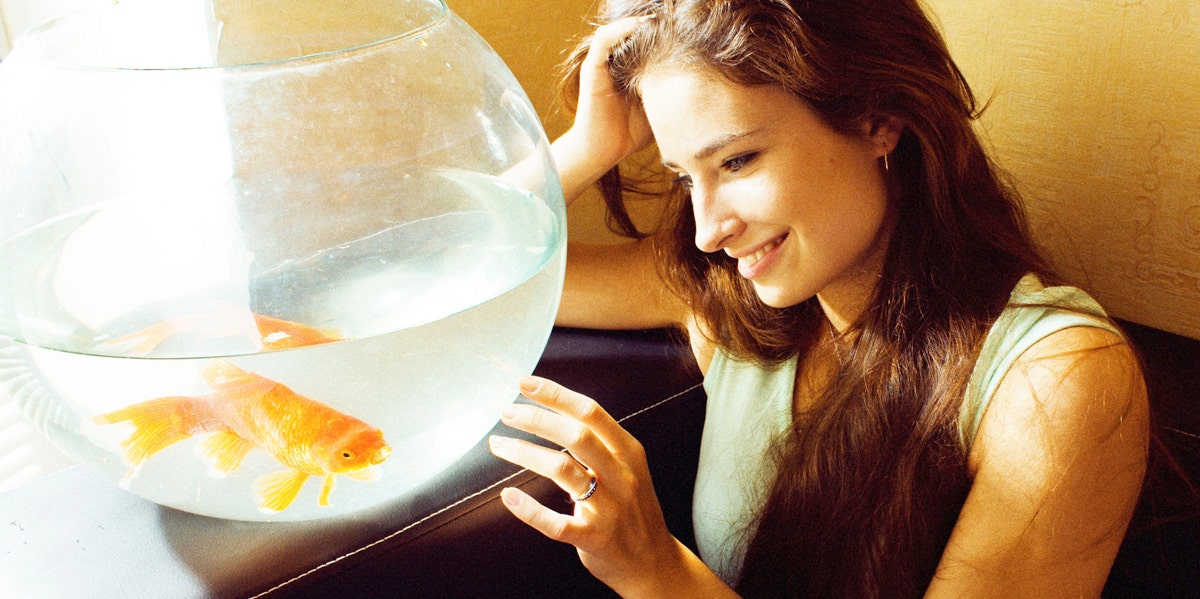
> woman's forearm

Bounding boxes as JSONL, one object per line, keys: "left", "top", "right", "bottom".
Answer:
{"left": 608, "top": 537, "right": 741, "bottom": 599}
{"left": 551, "top": 128, "right": 619, "bottom": 206}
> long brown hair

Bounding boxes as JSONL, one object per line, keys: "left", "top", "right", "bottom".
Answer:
{"left": 562, "top": 0, "right": 1054, "bottom": 596}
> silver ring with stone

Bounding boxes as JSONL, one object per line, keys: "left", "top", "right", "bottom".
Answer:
{"left": 574, "top": 476, "right": 598, "bottom": 502}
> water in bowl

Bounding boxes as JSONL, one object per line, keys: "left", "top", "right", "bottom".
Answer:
{"left": 0, "top": 169, "right": 564, "bottom": 521}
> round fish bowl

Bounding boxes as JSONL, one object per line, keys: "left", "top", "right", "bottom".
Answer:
{"left": 0, "top": 0, "right": 564, "bottom": 521}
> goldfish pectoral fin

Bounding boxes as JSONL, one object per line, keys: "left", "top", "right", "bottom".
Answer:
{"left": 199, "top": 430, "right": 254, "bottom": 477}
{"left": 95, "top": 398, "right": 197, "bottom": 466}
{"left": 346, "top": 467, "right": 379, "bottom": 482}
{"left": 255, "top": 469, "right": 309, "bottom": 513}
{"left": 319, "top": 475, "right": 335, "bottom": 507}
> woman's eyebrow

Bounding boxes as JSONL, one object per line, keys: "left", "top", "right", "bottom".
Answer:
{"left": 661, "top": 129, "right": 763, "bottom": 169}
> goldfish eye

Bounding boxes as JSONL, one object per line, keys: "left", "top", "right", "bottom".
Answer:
{"left": 341, "top": 450, "right": 354, "bottom": 460}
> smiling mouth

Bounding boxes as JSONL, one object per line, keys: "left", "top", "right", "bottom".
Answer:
{"left": 741, "top": 234, "right": 786, "bottom": 269}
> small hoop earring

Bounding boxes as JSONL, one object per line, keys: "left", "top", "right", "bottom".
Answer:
{"left": 883, "top": 153, "right": 890, "bottom": 172}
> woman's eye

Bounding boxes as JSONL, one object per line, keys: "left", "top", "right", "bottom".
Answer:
{"left": 673, "top": 174, "right": 693, "bottom": 191}
{"left": 723, "top": 152, "right": 757, "bottom": 172}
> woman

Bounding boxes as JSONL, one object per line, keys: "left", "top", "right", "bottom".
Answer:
{"left": 487, "top": 0, "right": 1149, "bottom": 596}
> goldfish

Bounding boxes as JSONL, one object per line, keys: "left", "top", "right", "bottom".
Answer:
{"left": 95, "top": 360, "right": 391, "bottom": 513}
{"left": 100, "top": 308, "right": 341, "bottom": 356}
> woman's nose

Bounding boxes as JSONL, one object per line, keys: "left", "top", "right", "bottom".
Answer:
{"left": 692, "top": 184, "right": 741, "bottom": 253}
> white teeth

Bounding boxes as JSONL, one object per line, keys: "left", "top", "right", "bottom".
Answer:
{"left": 744, "top": 238, "right": 781, "bottom": 267}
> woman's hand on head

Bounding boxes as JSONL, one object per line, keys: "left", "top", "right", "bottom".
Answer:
{"left": 488, "top": 376, "right": 735, "bottom": 597}
{"left": 552, "top": 16, "right": 656, "bottom": 203}
{"left": 575, "top": 17, "right": 656, "bottom": 162}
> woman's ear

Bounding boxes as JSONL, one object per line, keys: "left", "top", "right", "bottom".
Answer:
{"left": 867, "top": 116, "right": 904, "bottom": 158}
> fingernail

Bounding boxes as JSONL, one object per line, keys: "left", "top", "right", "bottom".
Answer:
{"left": 488, "top": 435, "right": 508, "bottom": 452}
{"left": 500, "top": 487, "right": 521, "bottom": 507}
{"left": 499, "top": 404, "right": 516, "bottom": 422}
{"left": 518, "top": 376, "right": 541, "bottom": 395}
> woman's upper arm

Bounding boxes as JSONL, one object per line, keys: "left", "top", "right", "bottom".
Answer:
{"left": 928, "top": 326, "right": 1149, "bottom": 598}
{"left": 557, "top": 237, "right": 691, "bottom": 331}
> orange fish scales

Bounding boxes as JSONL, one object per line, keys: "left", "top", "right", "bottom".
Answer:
{"left": 95, "top": 359, "right": 390, "bottom": 512}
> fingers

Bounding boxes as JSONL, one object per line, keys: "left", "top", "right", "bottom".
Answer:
{"left": 489, "top": 375, "right": 675, "bottom": 584}
{"left": 498, "top": 487, "right": 580, "bottom": 544}
{"left": 509, "top": 376, "right": 634, "bottom": 471}
{"left": 577, "top": 15, "right": 654, "bottom": 111}
{"left": 488, "top": 435, "right": 598, "bottom": 500}
{"left": 489, "top": 375, "right": 637, "bottom": 506}
{"left": 517, "top": 376, "right": 621, "bottom": 437}
{"left": 583, "top": 15, "right": 655, "bottom": 74}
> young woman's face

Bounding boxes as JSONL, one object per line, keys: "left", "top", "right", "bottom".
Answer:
{"left": 640, "top": 66, "right": 896, "bottom": 318}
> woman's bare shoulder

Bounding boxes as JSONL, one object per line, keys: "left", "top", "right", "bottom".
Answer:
{"left": 930, "top": 325, "right": 1149, "bottom": 595}
{"left": 983, "top": 325, "right": 1145, "bottom": 451}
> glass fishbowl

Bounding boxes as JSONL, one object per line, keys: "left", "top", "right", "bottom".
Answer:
{"left": 0, "top": 0, "right": 565, "bottom": 521}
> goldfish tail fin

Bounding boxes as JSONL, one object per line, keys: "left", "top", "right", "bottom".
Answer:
{"left": 199, "top": 430, "right": 254, "bottom": 477}
{"left": 118, "top": 464, "right": 142, "bottom": 489}
{"left": 252, "top": 313, "right": 342, "bottom": 351}
{"left": 98, "top": 318, "right": 193, "bottom": 356}
{"left": 255, "top": 469, "right": 309, "bottom": 513}
{"left": 94, "top": 397, "right": 199, "bottom": 467}
{"left": 318, "top": 475, "right": 336, "bottom": 507}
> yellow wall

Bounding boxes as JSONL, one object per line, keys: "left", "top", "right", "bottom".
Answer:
{"left": 454, "top": 0, "right": 1200, "bottom": 339}
{"left": 448, "top": 0, "right": 594, "bottom": 138}
{"left": 926, "top": 0, "right": 1200, "bottom": 339}
{"left": 449, "top": 0, "right": 643, "bottom": 245}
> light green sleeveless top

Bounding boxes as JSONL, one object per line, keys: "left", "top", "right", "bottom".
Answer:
{"left": 692, "top": 275, "right": 1118, "bottom": 583}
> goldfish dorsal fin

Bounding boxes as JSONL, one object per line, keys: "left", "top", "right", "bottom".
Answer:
{"left": 318, "top": 475, "right": 336, "bottom": 507}
{"left": 255, "top": 469, "right": 310, "bottom": 513}
{"left": 199, "top": 430, "right": 254, "bottom": 477}
{"left": 200, "top": 359, "right": 256, "bottom": 388}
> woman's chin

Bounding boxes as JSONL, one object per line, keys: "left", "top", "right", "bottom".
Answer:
{"left": 752, "top": 284, "right": 800, "bottom": 309}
